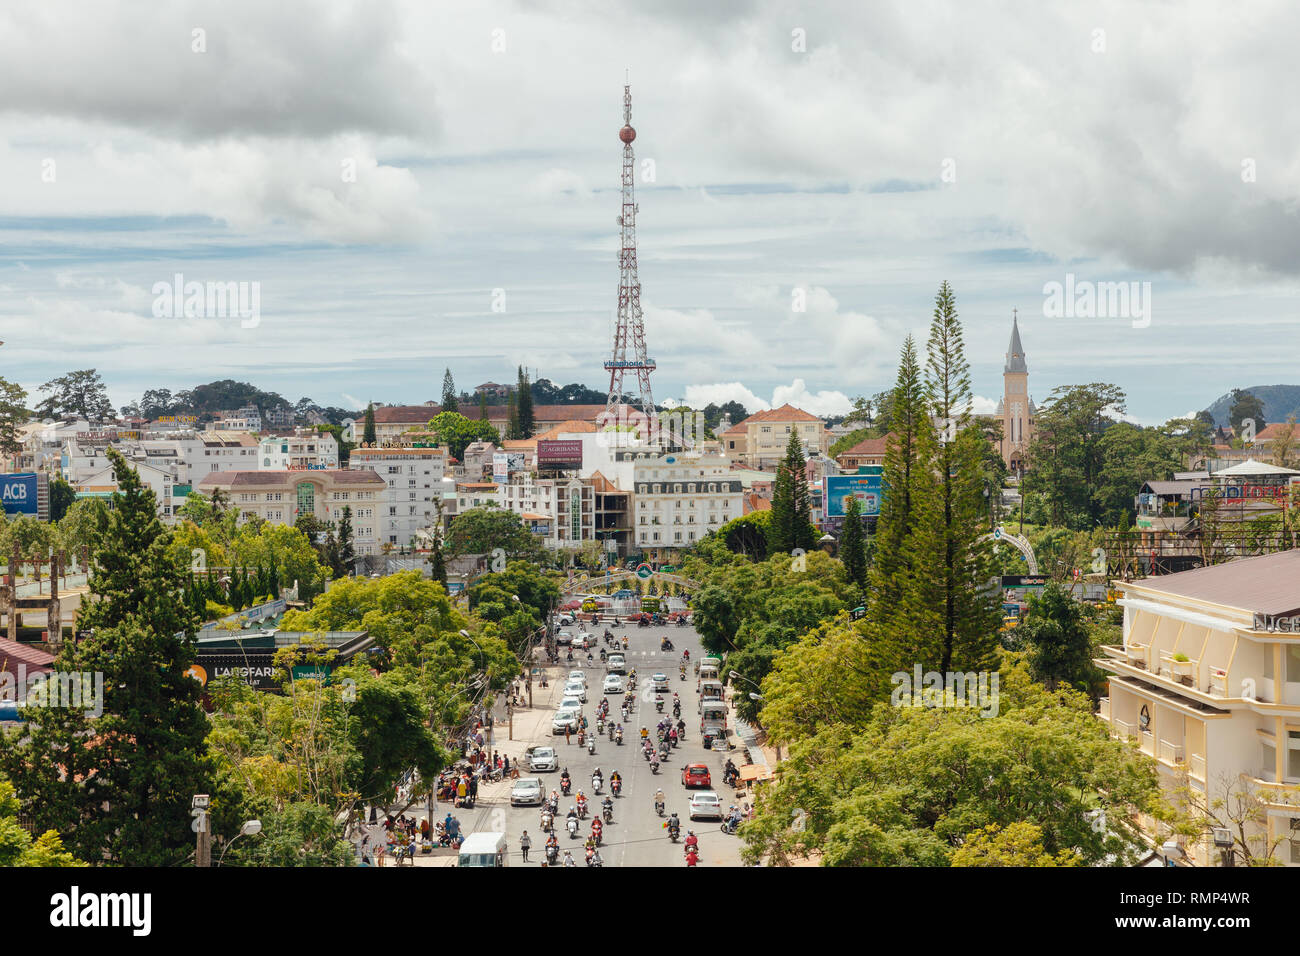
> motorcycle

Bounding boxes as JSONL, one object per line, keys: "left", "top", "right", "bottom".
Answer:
{"left": 650, "top": 759, "right": 660, "bottom": 774}
{"left": 623, "top": 637, "right": 629, "bottom": 648}
{"left": 560, "top": 778, "right": 571, "bottom": 795}
{"left": 592, "top": 775, "right": 603, "bottom": 794}
{"left": 602, "top": 805, "right": 613, "bottom": 824}
{"left": 654, "top": 798, "right": 665, "bottom": 817}
{"left": 577, "top": 730, "right": 585, "bottom": 747}
{"left": 677, "top": 617, "right": 687, "bottom": 628}
{"left": 637, "top": 618, "right": 649, "bottom": 629}
{"left": 658, "top": 742, "right": 670, "bottom": 760}
{"left": 721, "top": 816, "right": 740, "bottom": 835}
{"left": 616, "top": 730, "right": 624, "bottom": 746}
{"left": 655, "top": 699, "right": 664, "bottom": 713}
{"left": 540, "top": 811, "right": 553, "bottom": 833}
{"left": 597, "top": 718, "right": 605, "bottom": 735}
{"left": 667, "top": 821, "right": 680, "bottom": 843}
{"left": 679, "top": 671, "right": 686, "bottom": 681}
{"left": 608, "top": 723, "right": 615, "bottom": 741}
{"left": 566, "top": 816, "right": 579, "bottom": 838}
{"left": 546, "top": 843, "right": 559, "bottom": 864}
{"left": 591, "top": 822, "right": 603, "bottom": 846}
{"left": 577, "top": 801, "right": 588, "bottom": 820}
{"left": 660, "top": 638, "right": 673, "bottom": 651}
{"left": 611, "top": 777, "right": 622, "bottom": 796}
{"left": 587, "top": 737, "right": 596, "bottom": 755}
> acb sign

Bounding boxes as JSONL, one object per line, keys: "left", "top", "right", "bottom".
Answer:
{"left": 0, "top": 473, "right": 39, "bottom": 516}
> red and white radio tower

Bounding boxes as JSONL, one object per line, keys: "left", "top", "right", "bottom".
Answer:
{"left": 603, "top": 81, "right": 657, "bottom": 422}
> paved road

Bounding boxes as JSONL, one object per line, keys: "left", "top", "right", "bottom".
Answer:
{"left": 479, "top": 623, "right": 745, "bottom": 868}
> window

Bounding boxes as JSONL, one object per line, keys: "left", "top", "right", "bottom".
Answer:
{"left": 1287, "top": 645, "right": 1300, "bottom": 684}
{"left": 296, "top": 482, "right": 315, "bottom": 516}
{"left": 1289, "top": 732, "right": 1300, "bottom": 782}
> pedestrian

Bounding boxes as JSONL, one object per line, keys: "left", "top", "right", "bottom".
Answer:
{"left": 469, "top": 775, "right": 479, "bottom": 800}
{"left": 565, "top": 726, "right": 571, "bottom": 745}
{"left": 376, "top": 842, "right": 387, "bottom": 867}
{"left": 520, "top": 830, "right": 532, "bottom": 862}
{"left": 503, "top": 754, "right": 510, "bottom": 774}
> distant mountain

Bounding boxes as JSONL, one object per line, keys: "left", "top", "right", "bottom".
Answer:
{"left": 1203, "top": 385, "right": 1300, "bottom": 426}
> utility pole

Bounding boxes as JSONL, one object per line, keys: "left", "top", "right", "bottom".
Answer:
{"left": 192, "top": 794, "right": 211, "bottom": 867}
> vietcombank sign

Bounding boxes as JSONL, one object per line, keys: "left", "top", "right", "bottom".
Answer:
{"left": 0, "top": 473, "right": 40, "bottom": 517}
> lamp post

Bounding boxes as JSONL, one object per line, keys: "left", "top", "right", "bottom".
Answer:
{"left": 216, "top": 819, "right": 263, "bottom": 866}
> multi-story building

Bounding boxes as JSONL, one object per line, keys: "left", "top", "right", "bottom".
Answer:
{"left": 494, "top": 471, "right": 601, "bottom": 552}
{"left": 258, "top": 431, "right": 339, "bottom": 471}
{"left": 630, "top": 451, "right": 743, "bottom": 561}
{"left": 1096, "top": 550, "right": 1300, "bottom": 866}
{"left": 719, "top": 404, "right": 829, "bottom": 471}
{"left": 75, "top": 458, "right": 178, "bottom": 518}
{"left": 836, "top": 433, "right": 893, "bottom": 471}
{"left": 371, "top": 401, "right": 611, "bottom": 444}
{"left": 347, "top": 445, "right": 449, "bottom": 550}
{"left": 187, "top": 433, "right": 261, "bottom": 478}
{"left": 196, "top": 469, "right": 386, "bottom": 554}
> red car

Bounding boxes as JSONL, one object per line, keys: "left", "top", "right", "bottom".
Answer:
{"left": 681, "top": 763, "right": 711, "bottom": 789}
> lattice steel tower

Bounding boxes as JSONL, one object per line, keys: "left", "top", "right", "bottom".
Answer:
{"left": 603, "top": 81, "right": 656, "bottom": 419}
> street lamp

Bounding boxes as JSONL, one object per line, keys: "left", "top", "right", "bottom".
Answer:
{"left": 216, "top": 819, "right": 263, "bottom": 866}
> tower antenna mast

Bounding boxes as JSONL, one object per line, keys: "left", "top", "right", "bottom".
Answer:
{"left": 603, "top": 79, "right": 657, "bottom": 424}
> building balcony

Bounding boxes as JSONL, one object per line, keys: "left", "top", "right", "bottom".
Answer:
{"left": 1139, "top": 730, "right": 1156, "bottom": 757}
{"left": 1098, "top": 696, "right": 1111, "bottom": 721}
{"left": 1157, "top": 738, "right": 1185, "bottom": 765}
{"left": 1113, "top": 717, "right": 1136, "bottom": 740}
{"left": 1189, "top": 753, "right": 1206, "bottom": 781}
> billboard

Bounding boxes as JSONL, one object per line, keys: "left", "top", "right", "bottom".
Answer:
{"left": 0, "top": 473, "right": 39, "bottom": 516}
{"left": 492, "top": 452, "right": 527, "bottom": 480}
{"left": 825, "top": 473, "right": 884, "bottom": 518}
{"left": 537, "top": 439, "right": 583, "bottom": 468}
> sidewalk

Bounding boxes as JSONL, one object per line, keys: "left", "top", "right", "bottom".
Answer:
{"left": 364, "top": 660, "right": 570, "bottom": 868}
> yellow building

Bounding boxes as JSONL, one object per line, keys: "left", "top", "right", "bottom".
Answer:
{"left": 1096, "top": 549, "right": 1300, "bottom": 866}
{"left": 719, "top": 404, "right": 828, "bottom": 471}
{"left": 993, "top": 315, "right": 1036, "bottom": 474}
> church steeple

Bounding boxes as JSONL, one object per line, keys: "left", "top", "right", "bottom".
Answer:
{"left": 1004, "top": 309, "right": 1027, "bottom": 374}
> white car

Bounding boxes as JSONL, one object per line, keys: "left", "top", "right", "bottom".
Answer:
{"left": 606, "top": 654, "right": 627, "bottom": 675}
{"left": 602, "top": 674, "right": 625, "bottom": 694}
{"left": 651, "top": 673, "right": 669, "bottom": 693}
{"left": 567, "top": 670, "right": 587, "bottom": 686}
{"left": 688, "top": 790, "right": 723, "bottom": 821}
{"left": 528, "top": 747, "right": 558, "bottom": 772}
{"left": 552, "top": 709, "right": 580, "bottom": 735}
{"left": 559, "top": 696, "right": 583, "bottom": 714}
{"left": 572, "top": 633, "right": 592, "bottom": 650}
{"left": 564, "top": 681, "right": 588, "bottom": 702}
{"left": 510, "top": 777, "right": 545, "bottom": 806}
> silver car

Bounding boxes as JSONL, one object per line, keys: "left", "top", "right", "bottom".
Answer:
{"left": 510, "top": 777, "right": 544, "bottom": 806}
{"left": 528, "top": 746, "right": 558, "bottom": 772}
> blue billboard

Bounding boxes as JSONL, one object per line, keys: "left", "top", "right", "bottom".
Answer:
{"left": 826, "top": 473, "right": 884, "bottom": 518}
{"left": 0, "top": 473, "right": 39, "bottom": 516}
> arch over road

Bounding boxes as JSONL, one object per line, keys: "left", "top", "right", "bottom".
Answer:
{"left": 559, "top": 568, "right": 702, "bottom": 598}
{"left": 980, "top": 526, "right": 1040, "bottom": 575}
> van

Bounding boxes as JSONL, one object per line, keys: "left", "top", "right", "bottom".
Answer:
{"left": 457, "top": 831, "right": 509, "bottom": 868}
{"left": 698, "top": 680, "right": 724, "bottom": 708}
{"left": 606, "top": 653, "right": 626, "bottom": 675}
{"left": 700, "top": 700, "right": 727, "bottom": 730}
{"left": 698, "top": 663, "right": 719, "bottom": 684}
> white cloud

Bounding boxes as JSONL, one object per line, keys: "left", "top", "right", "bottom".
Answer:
{"left": 682, "top": 383, "right": 768, "bottom": 412}
{"left": 771, "top": 379, "right": 852, "bottom": 417}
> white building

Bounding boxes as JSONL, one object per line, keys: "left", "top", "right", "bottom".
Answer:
{"left": 258, "top": 432, "right": 339, "bottom": 471}
{"left": 348, "top": 445, "right": 449, "bottom": 550}
{"left": 1097, "top": 549, "right": 1300, "bottom": 866}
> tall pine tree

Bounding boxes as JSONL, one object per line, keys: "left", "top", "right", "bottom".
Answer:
{"left": 506, "top": 389, "right": 520, "bottom": 441}
{"left": 923, "top": 282, "right": 1001, "bottom": 675}
{"left": 363, "top": 402, "right": 377, "bottom": 445}
{"left": 0, "top": 449, "right": 215, "bottom": 865}
{"left": 442, "top": 369, "right": 459, "bottom": 412}
{"left": 338, "top": 505, "right": 355, "bottom": 575}
{"left": 517, "top": 365, "right": 535, "bottom": 438}
{"left": 866, "top": 334, "right": 946, "bottom": 681}
{"left": 768, "top": 429, "right": 815, "bottom": 555}
{"left": 840, "top": 494, "right": 867, "bottom": 588}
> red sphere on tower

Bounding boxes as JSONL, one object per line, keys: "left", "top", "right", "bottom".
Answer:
{"left": 619, "top": 124, "right": 636, "bottom": 144}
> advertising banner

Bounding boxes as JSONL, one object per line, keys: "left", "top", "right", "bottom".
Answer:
{"left": 0, "top": 473, "right": 39, "bottom": 516}
{"left": 825, "top": 473, "right": 884, "bottom": 518}
{"left": 537, "top": 439, "right": 583, "bottom": 468}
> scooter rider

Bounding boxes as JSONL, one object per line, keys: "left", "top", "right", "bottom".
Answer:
{"left": 667, "top": 811, "right": 681, "bottom": 839}
{"left": 654, "top": 788, "right": 665, "bottom": 814}
{"left": 602, "top": 795, "right": 614, "bottom": 820}
{"left": 685, "top": 829, "right": 699, "bottom": 854}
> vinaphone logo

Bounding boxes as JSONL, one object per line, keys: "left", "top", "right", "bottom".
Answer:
{"left": 185, "top": 664, "right": 208, "bottom": 686}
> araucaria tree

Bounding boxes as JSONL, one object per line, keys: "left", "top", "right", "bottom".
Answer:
{"left": 839, "top": 494, "right": 867, "bottom": 589}
{"left": 441, "top": 369, "right": 459, "bottom": 412}
{"left": 922, "top": 281, "right": 1001, "bottom": 675}
{"left": 768, "top": 430, "right": 815, "bottom": 556}
{"left": 0, "top": 449, "right": 215, "bottom": 865}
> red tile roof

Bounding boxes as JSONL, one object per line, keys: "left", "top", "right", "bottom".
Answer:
{"left": 0, "top": 638, "right": 55, "bottom": 676}
{"left": 724, "top": 404, "right": 825, "bottom": 434}
{"left": 197, "top": 469, "right": 385, "bottom": 488}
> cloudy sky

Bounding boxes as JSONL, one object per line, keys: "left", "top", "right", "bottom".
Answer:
{"left": 1, "top": 0, "right": 1297, "bottom": 423}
